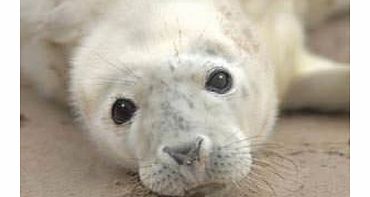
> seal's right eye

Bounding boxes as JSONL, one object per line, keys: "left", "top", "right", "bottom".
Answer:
{"left": 112, "top": 98, "right": 137, "bottom": 125}
{"left": 205, "top": 68, "right": 232, "bottom": 94}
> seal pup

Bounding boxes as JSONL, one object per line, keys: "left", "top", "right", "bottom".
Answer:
{"left": 21, "top": 0, "right": 349, "bottom": 196}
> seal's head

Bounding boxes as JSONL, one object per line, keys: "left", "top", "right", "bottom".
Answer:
{"left": 70, "top": 1, "right": 277, "bottom": 196}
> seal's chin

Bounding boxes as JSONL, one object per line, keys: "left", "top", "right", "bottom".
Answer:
{"left": 185, "top": 182, "right": 226, "bottom": 197}
{"left": 139, "top": 165, "right": 229, "bottom": 196}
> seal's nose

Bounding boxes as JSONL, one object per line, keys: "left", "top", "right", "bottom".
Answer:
{"left": 163, "top": 137, "right": 204, "bottom": 165}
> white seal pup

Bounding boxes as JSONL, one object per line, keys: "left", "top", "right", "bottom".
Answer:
{"left": 21, "top": 0, "right": 349, "bottom": 196}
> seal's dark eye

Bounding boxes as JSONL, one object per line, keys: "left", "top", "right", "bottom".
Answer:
{"left": 205, "top": 69, "right": 232, "bottom": 94}
{"left": 112, "top": 98, "right": 137, "bottom": 125}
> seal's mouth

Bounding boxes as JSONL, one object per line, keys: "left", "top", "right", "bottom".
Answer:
{"left": 184, "top": 182, "right": 226, "bottom": 197}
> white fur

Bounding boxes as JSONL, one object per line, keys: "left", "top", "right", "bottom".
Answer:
{"left": 21, "top": 0, "right": 349, "bottom": 196}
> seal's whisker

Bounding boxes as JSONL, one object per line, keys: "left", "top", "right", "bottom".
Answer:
{"left": 90, "top": 76, "right": 137, "bottom": 84}
{"left": 243, "top": 177, "right": 264, "bottom": 195}
{"left": 221, "top": 135, "right": 268, "bottom": 148}
{"left": 139, "top": 163, "right": 161, "bottom": 169}
{"left": 86, "top": 80, "right": 137, "bottom": 87}
{"left": 254, "top": 161, "right": 296, "bottom": 178}
{"left": 251, "top": 162, "right": 286, "bottom": 180}
{"left": 221, "top": 129, "right": 245, "bottom": 146}
{"left": 91, "top": 50, "right": 142, "bottom": 80}
{"left": 232, "top": 180, "right": 250, "bottom": 197}
{"left": 240, "top": 176, "right": 274, "bottom": 197}
{"left": 231, "top": 155, "right": 292, "bottom": 181}
{"left": 251, "top": 166, "right": 287, "bottom": 184}
{"left": 223, "top": 142, "right": 283, "bottom": 150}
{"left": 254, "top": 176, "right": 277, "bottom": 197}
{"left": 250, "top": 172, "right": 277, "bottom": 196}
{"left": 252, "top": 150, "right": 299, "bottom": 173}
{"left": 248, "top": 150, "right": 303, "bottom": 194}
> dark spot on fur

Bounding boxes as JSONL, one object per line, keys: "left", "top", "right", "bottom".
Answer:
{"left": 178, "top": 124, "right": 185, "bottom": 130}
{"left": 241, "top": 86, "right": 248, "bottom": 98}
{"left": 169, "top": 64, "right": 175, "bottom": 72}
{"left": 178, "top": 116, "right": 184, "bottom": 122}
{"left": 205, "top": 48, "right": 217, "bottom": 56}
{"left": 149, "top": 85, "right": 154, "bottom": 92}
{"left": 188, "top": 100, "right": 194, "bottom": 108}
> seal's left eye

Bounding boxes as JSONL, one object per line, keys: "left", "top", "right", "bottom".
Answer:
{"left": 205, "top": 69, "right": 232, "bottom": 94}
{"left": 112, "top": 98, "right": 137, "bottom": 125}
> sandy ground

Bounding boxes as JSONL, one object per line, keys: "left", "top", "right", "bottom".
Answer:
{"left": 20, "top": 15, "right": 350, "bottom": 197}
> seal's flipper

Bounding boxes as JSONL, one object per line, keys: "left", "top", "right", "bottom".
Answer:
{"left": 281, "top": 53, "right": 349, "bottom": 111}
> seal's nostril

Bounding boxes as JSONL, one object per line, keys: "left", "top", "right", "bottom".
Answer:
{"left": 195, "top": 137, "right": 204, "bottom": 152}
{"left": 163, "top": 146, "right": 189, "bottom": 165}
{"left": 163, "top": 138, "right": 204, "bottom": 165}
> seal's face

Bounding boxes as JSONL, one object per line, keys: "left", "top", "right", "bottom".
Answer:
{"left": 127, "top": 55, "right": 253, "bottom": 196}
{"left": 72, "top": 46, "right": 276, "bottom": 195}
{"left": 71, "top": 8, "right": 277, "bottom": 194}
